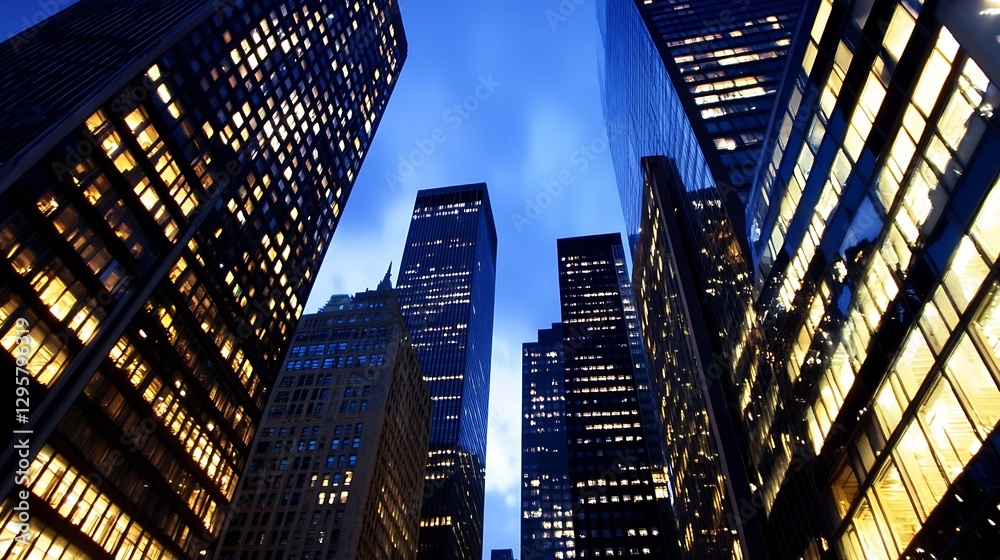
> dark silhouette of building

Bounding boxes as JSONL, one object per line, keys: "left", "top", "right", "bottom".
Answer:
{"left": 632, "top": 156, "right": 763, "bottom": 560}
{"left": 396, "top": 184, "right": 497, "bottom": 560}
{"left": 549, "top": 233, "right": 675, "bottom": 559}
{"left": 521, "top": 324, "right": 574, "bottom": 560}
{"left": 0, "top": 0, "right": 407, "bottom": 557}
{"left": 216, "top": 273, "right": 430, "bottom": 560}
{"left": 490, "top": 549, "right": 515, "bottom": 560}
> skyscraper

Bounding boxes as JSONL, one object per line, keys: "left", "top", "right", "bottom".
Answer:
{"left": 396, "top": 184, "right": 497, "bottom": 560}
{"left": 632, "top": 0, "right": 804, "bottom": 200}
{"left": 608, "top": 0, "right": 1000, "bottom": 558}
{"left": 490, "top": 549, "right": 515, "bottom": 560}
{"left": 216, "top": 277, "right": 430, "bottom": 560}
{"left": 741, "top": 0, "right": 1000, "bottom": 557}
{"left": 598, "top": 0, "right": 805, "bottom": 250}
{"left": 553, "top": 233, "right": 675, "bottom": 559}
{"left": 521, "top": 324, "right": 574, "bottom": 560}
{"left": 599, "top": 1, "right": 806, "bottom": 558}
{"left": 631, "top": 156, "right": 762, "bottom": 559}
{"left": 0, "top": 0, "right": 406, "bottom": 557}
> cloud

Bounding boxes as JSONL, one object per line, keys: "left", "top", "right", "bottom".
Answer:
{"left": 308, "top": 186, "right": 413, "bottom": 306}
{"left": 485, "top": 334, "right": 523, "bottom": 496}
{"left": 304, "top": 2, "right": 631, "bottom": 556}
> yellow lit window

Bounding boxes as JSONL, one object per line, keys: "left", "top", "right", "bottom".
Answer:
{"left": 919, "top": 377, "right": 978, "bottom": 479}
{"left": 941, "top": 236, "right": 990, "bottom": 312}
{"left": 882, "top": 5, "right": 915, "bottom": 62}
{"left": 970, "top": 176, "right": 1000, "bottom": 261}
{"left": 945, "top": 333, "right": 1000, "bottom": 439}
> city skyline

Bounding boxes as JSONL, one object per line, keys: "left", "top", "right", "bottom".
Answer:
{"left": 0, "top": 0, "right": 629, "bottom": 555}
{"left": 4, "top": 0, "right": 998, "bottom": 559}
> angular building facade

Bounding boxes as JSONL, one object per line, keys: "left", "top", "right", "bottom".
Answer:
{"left": 742, "top": 0, "right": 1000, "bottom": 557}
{"left": 632, "top": 0, "right": 805, "bottom": 199}
{"left": 597, "top": 0, "right": 805, "bottom": 250}
{"left": 631, "top": 157, "right": 762, "bottom": 560}
{"left": 597, "top": 1, "right": 781, "bottom": 558}
{"left": 606, "top": 0, "right": 1000, "bottom": 558}
{"left": 396, "top": 184, "right": 497, "bottom": 560}
{"left": 552, "top": 234, "right": 675, "bottom": 559}
{"left": 521, "top": 324, "right": 574, "bottom": 560}
{"left": 0, "top": 0, "right": 406, "bottom": 557}
{"left": 215, "top": 279, "right": 431, "bottom": 560}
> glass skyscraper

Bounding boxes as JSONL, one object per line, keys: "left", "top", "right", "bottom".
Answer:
{"left": 597, "top": 1, "right": 797, "bottom": 557}
{"left": 633, "top": 1, "right": 804, "bottom": 199}
{"left": 597, "top": 0, "right": 805, "bottom": 250}
{"left": 549, "top": 233, "right": 675, "bottom": 559}
{"left": 607, "top": 0, "right": 1000, "bottom": 558}
{"left": 521, "top": 324, "right": 574, "bottom": 560}
{"left": 216, "top": 278, "right": 431, "bottom": 560}
{"left": 396, "top": 184, "right": 497, "bottom": 560}
{"left": 743, "top": 0, "right": 1000, "bottom": 557}
{"left": 0, "top": 0, "right": 406, "bottom": 558}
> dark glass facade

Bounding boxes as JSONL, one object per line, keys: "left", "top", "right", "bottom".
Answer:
{"left": 632, "top": 156, "right": 763, "bottom": 560}
{"left": 555, "top": 234, "right": 674, "bottom": 559}
{"left": 597, "top": 0, "right": 804, "bottom": 251}
{"left": 635, "top": 0, "right": 804, "bottom": 199}
{"left": 742, "top": 0, "right": 1000, "bottom": 557}
{"left": 396, "top": 184, "right": 498, "bottom": 560}
{"left": 0, "top": 0, "right": 406, "bottom": 557}
{"left": 217, "top": 281, "right": 430, "bottom": 560}
{"left": 490, "top": 549, "right": 515, "bottom": 560}
{"left": 521, "top": 324, "right": 574, "bottom": 560}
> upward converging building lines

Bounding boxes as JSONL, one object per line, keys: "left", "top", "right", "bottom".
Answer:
{"left": 520, "top": 234, "right": 674, "bottom": 560}
{"left": 601, "top": 0, "right": 1000, "bottom": 559}
{"left": 3, "top": 0, "right": 1000, "bottom": 559}
{"left": 0, "top": 0, "right": 407, "bottom": 558}
{"left": 216, "top": 280, "right": 431, "bottom": 560}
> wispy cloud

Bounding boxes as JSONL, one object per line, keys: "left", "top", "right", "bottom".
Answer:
{"left": 308, "top": 0, "right": 626, "bottom": 555}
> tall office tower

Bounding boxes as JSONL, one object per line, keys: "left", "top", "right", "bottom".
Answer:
{"left": 598, "top": 1, "right": 773, "bottom": 558}
{"left": 490, "top": 549, "right": 515, "bottom": 560}
{"left": 631, "top": 156, "right": 763, "bottom": 560}
{"left": 216, "top": 277, "right": 430, "bottom": 560}
{"left": 555, "top": 233, "right": 675, "bottom": 559}
{"left": 740, "top": 0, "right": 1000, "bottom": 558}
{"left": 521, "top": 324, "right": 575, "bottom": 560}
{"left": 0, "top": 0, "right": 406, "bottom": 557}
{"left": 396, "top": 184, "right": 498, "bottom": 560}
{"left": 597, "top": 0, "right": 805, "bottom": 249}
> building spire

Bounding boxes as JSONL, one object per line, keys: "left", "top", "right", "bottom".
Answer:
{"left": 378, "top": 262, "right": 393, "bottom": 290}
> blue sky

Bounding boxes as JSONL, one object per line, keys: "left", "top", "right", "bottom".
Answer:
{"left": 320, "top": 2, "right": 627, "bottom": 554}
{"left": 1, "top": 0, "right": 629, "bottom": 555}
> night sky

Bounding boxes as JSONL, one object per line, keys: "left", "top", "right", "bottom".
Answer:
{"left": 0, "top": 0, "right": 630, "bottom": 554}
